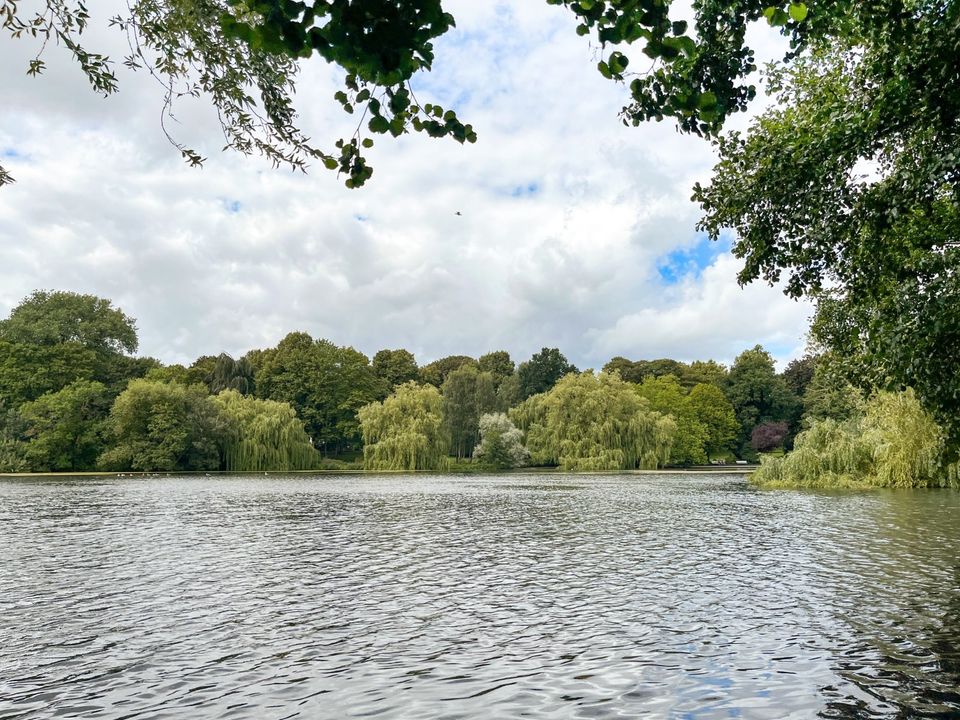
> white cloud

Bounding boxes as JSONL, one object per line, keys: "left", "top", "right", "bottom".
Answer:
{"left": 0, "top": 1, "right": 810, "bottom": 370}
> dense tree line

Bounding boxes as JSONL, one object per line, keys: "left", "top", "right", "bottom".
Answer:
{"left": 0, "top": 290, "right": 838, "bottom": 475}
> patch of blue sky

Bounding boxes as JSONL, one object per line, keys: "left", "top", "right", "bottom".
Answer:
{"left": 2, "top": 148, "right": 23, "bottom": 159}
{"left": 221, "top": 199, "right": 242, "bottom": 214}
{"left": 657, "top": 233, "right": 732, "bottom": 285}
{"left": 354, "top": 214, "right": 369, "bottom": 222}
{"left": 509, "top": 181, "right": 540, "bottom": 198}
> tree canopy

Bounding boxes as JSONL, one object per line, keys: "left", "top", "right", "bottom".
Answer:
{"left": 0, "top": 291, "right": 138, "bottom": 354}
{"left": 2, "top": 0, "right": 828, "bottom": 187}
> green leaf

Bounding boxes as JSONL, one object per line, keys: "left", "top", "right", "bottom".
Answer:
{"left": 368, "top": 116, "right": 390, "bottom": 134}
{"left": 789, "top": 3, "right": 808, "bottom": 22}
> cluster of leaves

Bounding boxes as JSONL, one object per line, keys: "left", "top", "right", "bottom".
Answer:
{"left": 2, "top": 0, "right": 324, "bottom": 184}
{"left": 3, "top": 0, "right": 816, "bottom": 188}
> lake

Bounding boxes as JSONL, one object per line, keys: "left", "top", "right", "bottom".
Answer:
{"left": 1, "top": 473, "right": 958, "bottom": 719}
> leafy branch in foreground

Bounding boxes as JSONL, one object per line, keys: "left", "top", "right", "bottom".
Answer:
{"left": 3, "top": 0, "right": 816, "bottom": 188}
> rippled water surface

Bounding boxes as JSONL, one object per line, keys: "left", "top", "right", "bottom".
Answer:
{"left": 2, "top": 473, "right": 960, "bottom": 719}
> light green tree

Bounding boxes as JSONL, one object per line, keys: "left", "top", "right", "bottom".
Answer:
{"left": 510, "top": 372, "right": 675, "bottom": 471}
{"left": 213, "top": 390, "right": 318, "bottom": 471}
{"left": 755, "top": 389, "right": 958, "bottom": 489}
{"left": 358, "top": 382, "right": 448, "bottom": 471}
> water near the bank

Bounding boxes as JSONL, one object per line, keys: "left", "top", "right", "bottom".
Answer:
{"left": 1, "top": 474, "right": 959, "bottom": 719}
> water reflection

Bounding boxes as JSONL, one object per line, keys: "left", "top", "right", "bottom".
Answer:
{"left": 0, "top": 474, "right": 958, "bottom": 719}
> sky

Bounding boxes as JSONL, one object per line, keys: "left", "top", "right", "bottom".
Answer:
{"left": 0, "top": 1, "right": 813, "bottom": 371}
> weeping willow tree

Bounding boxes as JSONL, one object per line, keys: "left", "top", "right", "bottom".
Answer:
{"left": 755, "top": 389, "right": 959, "bottom": 489}
{"left": 357, "top": 382, "right": 448, "bottom": 471}
{"left": 214, "top": 390, "right": 319, "bottom": 471}
{"left": 509, "top": 372, "right": 675, "bottom": 471}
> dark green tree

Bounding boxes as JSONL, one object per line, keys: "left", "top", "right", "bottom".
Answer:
{"left": 99, "top": 379, "right": 223, "bottom": 471}
{"left": 478, "top": 351, "right": 515, "bottom": 387}
{"left": 207, "top": 353, "right": 256, "bottom": 395}
{"left": 418, "top": 355, "right": 476, "bottom": 388}
{"left": 694, "top": 4, "right": 960, "bottom": 450}
{"left": 440, "top": 366, "right": 498, "bottom": 459}
{"left": 0, "top": 290, "right": 137, "bottom": 353}
{"left": 725, "top": 345, "right": 799, "bottom": 458}
{"left": 602, "top": 357, "right": 648, "bottom": 384}
{"left": 19, "top": 380, "right": 111, "bottom": 471}
{"left": 372, "top": 348, "right": 419, "bottom": 395}
{"left": 255, "top": 332, "right": 380, "bottom": 453}
{"left": 517, "top": 348, "right": 577, "bottom": 400}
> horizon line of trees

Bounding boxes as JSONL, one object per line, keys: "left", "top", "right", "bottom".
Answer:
{"left": 0, "top": 289, "right": 912, "bottom": 479}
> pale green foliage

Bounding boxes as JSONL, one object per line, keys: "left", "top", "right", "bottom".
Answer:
{"left": 213, "top": 389, "right": 318, "bottom": 471}
{"left": 510, "top": 372, "right": 675, "bottom": 471}
{"left": 358, "top": 382, "right": 448, "bottom": 471}
{"left": 755, "top": 389, "right": 958, "bottom": 489}
{"left": 473, "top": 413, "right": 528, "bottom": 469}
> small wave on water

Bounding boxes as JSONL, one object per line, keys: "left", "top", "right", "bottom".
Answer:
{"left": 1, "top": 473, "right": 959, "bottom": 719}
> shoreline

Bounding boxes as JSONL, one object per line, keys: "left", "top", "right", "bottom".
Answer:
{"left": 0, "top": 466, "right": 757, "bottom": 478}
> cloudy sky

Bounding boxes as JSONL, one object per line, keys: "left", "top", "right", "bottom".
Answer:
{"left": 0, "top": 2, "right": 813, "bottom": 370}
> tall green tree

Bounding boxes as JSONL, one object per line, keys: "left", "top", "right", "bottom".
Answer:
{"left": 510, "top": 372, "right": 675, "bottom": 471}
{"left": 0, "top": 291, "right": 137, "bottom": 353}
{"left": 99, "top": 379, "right": 223, "bottom": 471}
{"left": 517, "top": 348, "right": 577, "bottom": 400}
{"left": 213, "top": 390, "right": 318, "bottom": 471}
{"left": 635, "top": 375, "right": 708, "bottom": 466}
{"left": 358, "top": 382, "right": 448, "bottom": 471}
{"left": 478, "top": 351, "right": 515, "bottom": 387}
{"left": 687, "top": 383, "right": 739, "bottom": 458}
{"left": 694, "top": 5, "right": 960, "bottom": 451}
{"left": 18, "top": 380, "right": 111, "bottom": 472}
{"left": 440, "top": 366, "right": 498, "bottom": 459}
{"left": 372, "top": 349, "right": 419, "bottom": 395}
{"left": 255, "top": 332, "right": 380, "bottom": 453}
{"left": 418, "top": 355, "right": 476, "bottom": 388}
{"left": 725, "top": 346, "right": 798, "bottom": 458}
{"left": 0, "top": 291, "right": 146, "bottom": 406}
